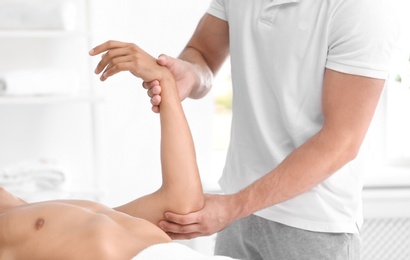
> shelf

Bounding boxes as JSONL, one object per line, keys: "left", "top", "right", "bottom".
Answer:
{"left": 7, "top": 188, "right": 103, "bottom": 202}
{"left": 0, "top": 30, "right": 88, "bottom": 38}
{"left": 0, "top": 95, "right": 104, "bottom": 105}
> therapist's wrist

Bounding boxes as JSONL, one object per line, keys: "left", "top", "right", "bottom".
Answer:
{"left": 229, "top": 191, "right": 255, "bottom": 221}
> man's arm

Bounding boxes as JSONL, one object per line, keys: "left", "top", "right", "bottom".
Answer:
{"left": 179, "top": 13, "right": 230, "bottom": 98}
{"left": 146, "top": 13, "right": 230, "bottom": 112}
{"left": 90, "top": 41, "right": 204, "bottom": 225}
{"left": 159, "top": 69, "right": 385, "bottom": 239}
{"left": 231, "top": 69, "right": 384, "bottom": 216}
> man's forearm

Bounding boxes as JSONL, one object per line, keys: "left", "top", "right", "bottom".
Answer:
{"left": 230, "top": 69, "right": 384, "bottom": 221}
{"left": 179, "top": 46, "right": 214, "bottom": 99}
{"left": 231, "top": 129, "right": 359, "bottom": 220}
{"left": 175, "top": 13, "right": 229, "bottom": 99}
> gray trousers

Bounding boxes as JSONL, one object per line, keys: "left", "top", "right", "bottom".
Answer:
{"left": 215, "top": 214, "right": 361, "bottom": 260}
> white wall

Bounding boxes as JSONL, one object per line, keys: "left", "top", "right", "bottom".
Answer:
{"left": 88, "top": 0, "right": 214, "bottom": 206}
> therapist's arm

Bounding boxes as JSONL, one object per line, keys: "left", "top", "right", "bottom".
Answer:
{"left": 232, "top": 69, "right": 384, "bottom": 216}
{"left": 146, "top": 13, "right": 230, "bottom": 112}
{"left": 160, "top": 69, "right": 385, "bottom": 239}
{"left": 90, "top": 41, "right": 204, "bottom": 225}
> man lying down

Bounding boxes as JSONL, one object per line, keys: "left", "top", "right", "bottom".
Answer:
{"left": 0, "top": 40, "right": 238, "bottom": 260}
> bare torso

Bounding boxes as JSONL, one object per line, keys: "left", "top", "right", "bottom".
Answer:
{"left": 0, "top": 200, "right": 171, "bottom": 260}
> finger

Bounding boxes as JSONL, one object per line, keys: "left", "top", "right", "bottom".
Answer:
{"left": 89, "top": 40, "right": 129, "bottom": 56}
{"left": 157, "top": 54, "right": 175, "bottom": 70}
{"left": 166, "top": 232, "right": 203, "bottom": 240}
{"left": 100, "top": 61, "right": 135, "bottom": 81}
{"left": 152, "top": 105, "right": 160, "bottom": 113}
{"left": 150, "top": 95, "right": 161, "bottom": 106}
{"left": 95, "top": 48, "right": 133, "bottom": 75}
{"left": 147, "top": 85, "right": 161, "bottom": 98}
{"left": 142, "top": 81, "right": 149, "bottom": 89}
{"left": 159, "top": 221, "right": 201, "bottom": 234}
{"left": 100, "top": 56, "right": 133, "bottom": 80}
{"left": 142, "top": 80, "right": 160, "bottom": 90}
{"left": 164, "top": 212, "right": 199, "bottom": 225}
{"left": 101, "top": 56, "right": 130, "bottom": 77}
{"left": 142, "top": 82, "right": 150, "bottom": 89}
{"left": 151, "top": 80, "right": 160, "bottom": 87}
{"left": 157, "top": 54, "right": 168, "bottom": 66}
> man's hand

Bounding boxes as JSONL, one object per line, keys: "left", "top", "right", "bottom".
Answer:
{"left": 158, "top": 193, "right": 240, "bottom": 240}
{"left": 143, "top": 54, "right": 206, "bottom": 113}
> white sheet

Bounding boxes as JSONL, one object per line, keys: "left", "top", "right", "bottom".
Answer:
{"left": 133, "top": 242, "right": 240, "bottom": 260}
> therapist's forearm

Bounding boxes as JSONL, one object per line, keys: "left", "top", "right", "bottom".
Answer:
{"left": 227, "top": 70, "right": 384, "bottom": 222}
{"left": 178, "top": 46, "right": 214, "bottom": 99}
{"left": 177, "top": 14, "right": 229, "bottom": 99}
{"left": 231, "top": 129, "right": 359, "bottom": 220}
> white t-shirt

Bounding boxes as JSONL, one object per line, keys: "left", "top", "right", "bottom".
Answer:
{"left": 208, "top": 0, "right": 398, "bottom": 233}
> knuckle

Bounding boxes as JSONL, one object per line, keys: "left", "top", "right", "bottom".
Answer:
{"left": 199, "top": 213, "right": 208, "bottom": 222}
{"left": 104, "top": 51, "right": 112, "bottom": 59}
{"left": 152, "top": 85, "right": 160, "bottom": 94}
{"left": 111, "top": 57, "right": 119, "bottom": 64}
{"left": 106, "top": 40, "right": 114, "bottom": 48}
{"left": 161, "top": 223, "right": 173, "bottom": 232}
{"left": 131, "top": 54, "right": 141, "bottom": 63}
{"left": 201, "top": 225, "right": 210, "bottom": 233}
{"left": 180, "top": 224, "right": 193, "bottom": 234}
{"left": 179, "top": 226, "right": 188, "bottom": 233}
{"left": 162, "top": 223, "right": 171, "bottom": 230}
{"left": 116, "top": 63, "right": 127, "bottom": 71}
{"left": 180, "top": 217, "right": 191, "bottom": 225}
{"left": 129, "top": 43, "right": 139, "bottom": 52}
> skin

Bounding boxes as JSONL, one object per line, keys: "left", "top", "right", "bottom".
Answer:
{"left": 0, "top": 41, "right": 204, "bottom": 260}
{"left": 144, "top": 13, "right": 228, "bottom": 113}
{"left": 144, "top": 14, "right": 385, "bottom": 239}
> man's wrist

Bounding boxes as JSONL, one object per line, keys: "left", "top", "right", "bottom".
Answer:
{"left": 187, "top": 63, "right": 213, "bottom": 99}
{"left": 229, "top": 191, "right": 253, "bottom": 221}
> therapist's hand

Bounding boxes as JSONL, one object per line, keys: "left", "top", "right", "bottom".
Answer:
{"left": 143, "top": 54, "right": 200, "bottom": 113}
{"left": 158, "top": 193, "right": 239, "bottom": 240}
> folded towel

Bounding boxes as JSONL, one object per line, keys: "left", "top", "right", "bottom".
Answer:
{"left": 134, "top": 242, "right": 240, "bottom": 260}
{"left": 0, "top": 0, "right": 77, "bottom": 30}
{"left": 0, "top": 68, "right": 80, "bottom": 96}
{"left": 0, "top": 158, "right": 67, "bottom": 190}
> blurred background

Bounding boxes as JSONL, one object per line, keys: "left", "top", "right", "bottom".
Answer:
{"left": 0, "top": 0, "right": 409, "bottom": 258}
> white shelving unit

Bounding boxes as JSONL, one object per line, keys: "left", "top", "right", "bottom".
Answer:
{"left": 0, "top": 0, "right": 103, "bottom": 201}
{"left": 0, "top": 96, "right": 102, "bottom": 105}
{"left": 0, "top": 31, "right": 87, "bottom": 38}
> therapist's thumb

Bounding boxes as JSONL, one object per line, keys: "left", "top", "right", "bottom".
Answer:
{"left": 157, "top": 54, "right": 175, "bottom": 69}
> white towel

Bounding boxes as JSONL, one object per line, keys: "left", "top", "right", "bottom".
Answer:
{"left": 133, "top": 242, "right": 240, "bottom": 260}
{"left": 0, "top": 0, "right": 77, "bottom": 30}
{"left": 0, "top": 158, "right": 67, "bottom": 190}
{"left": 0, "top": 68, "right": 80, "bottom": 96}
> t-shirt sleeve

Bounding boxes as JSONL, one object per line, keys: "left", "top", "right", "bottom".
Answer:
{"left": 207, "top": 0, "right": 227, "bottom": 21}
{"left": 326, "top": 0, "right": 399, "bottom": 79}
